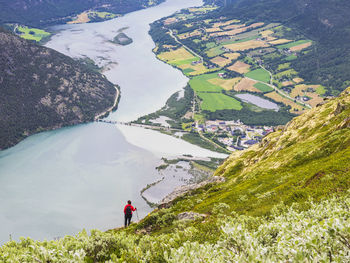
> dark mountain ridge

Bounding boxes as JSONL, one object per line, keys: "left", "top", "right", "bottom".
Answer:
{"left": 0, "top": 0, "right": 164, "bottom": 27}
{"left": 0, "top": 28, "right": 117, "bottom": 150}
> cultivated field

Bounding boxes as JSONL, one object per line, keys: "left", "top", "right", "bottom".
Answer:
{"left": 208, "top": 77, "right": 242, "bottom": 90}
{"left": 234, "top": 78, "right": 260, "bottom": 92}
{"left": 224, "top": 40, "right": 269, "bottom": 51}
{"left": 189, "top": 73, "right": 223, "bottom": 92}
{"left": 197, "top": 92, "right": 242, "bottom": 111}
{"left": 245, "top": 68, "right": 270, "bottom": 83}
{"left": 222, "top": 53, "right": 240, "bottom": 60}
{"left": 254, "top": 82, "right": 274, "bottom": 92}
{"left": 264, "top": 91, "right": 304, "bottom": 113}
{"left": 227, "top": 61, "right": 251, "bottom": 74}
{"left": 277, "top": 40, "right": 311, "bottom": 50}
{"left": 290, "top": 42, "right": 312, "bottom": 51}
{"left": 206, "top": 46, "right": 225, "bottom": 57}
{"left": 158, "top": 47, "right": 196, "bottom": 63}
{"left": 269, "top": 39, "right": 292, "bottom": 45}
{"left": 210, "top": 56, "right": 231, "bottom": 67}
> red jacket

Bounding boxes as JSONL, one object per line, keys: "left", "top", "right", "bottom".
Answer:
{"left": 124, "top": 204, "right": 136, "bottom": 214}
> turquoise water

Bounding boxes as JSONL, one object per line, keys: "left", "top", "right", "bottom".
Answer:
{"left": 0, "top": 0, "right": 216, "bottom": 244}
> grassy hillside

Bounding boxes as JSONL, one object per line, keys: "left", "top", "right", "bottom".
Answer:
{"left": 1, "top": 88, "right": 349, "bottom": 261}
{"left": 0, "top": 29, "right": 118, "bottom": 150}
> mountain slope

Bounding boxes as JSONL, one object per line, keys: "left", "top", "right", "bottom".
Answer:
{"left": 0, "top": 29, "right": 117, "bottom": 150}
{"left": 0, "top": 0, "right": 164, "bottom": 27}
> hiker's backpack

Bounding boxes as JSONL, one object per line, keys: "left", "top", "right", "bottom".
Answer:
{"left": 126, "top": 206, "right": 132, "bottom": 217}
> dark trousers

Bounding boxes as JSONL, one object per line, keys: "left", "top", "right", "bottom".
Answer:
{"left": 125, "top": 214, "right": 132, "bottom": 227}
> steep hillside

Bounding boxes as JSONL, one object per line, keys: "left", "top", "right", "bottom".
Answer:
{"left": 0, "top": 0, "right": 164, "bottom": 27}
{"left": 206, "top": 0, "right": 350, "bottom": 95}
{"left": 1, "top": 89, "right": 349, "bottom": 261}
{"left": 0, "top": 29, "right": 118, "bottom": 150}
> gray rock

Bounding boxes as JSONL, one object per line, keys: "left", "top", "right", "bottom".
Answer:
{"left": 159, "top": 176, "right": 225, "bottom": 207}
{"left": 177, "top": 212, "right": 207, "bottom": 221}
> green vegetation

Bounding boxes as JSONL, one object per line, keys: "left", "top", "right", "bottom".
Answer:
{"left": 274, "top": 69, "right": 298, "bottom": 79}
{"left": 316, "top": 85, "right": 326, "bottom": 96}
{"left": 197, "top": 92, "right": 242, "bottom": 111}
{"left": 205, "top": 46, "right": 224, "bottom": 57}
{"left": 285, "top": 54, "right": 297, "bottom": 61}
{"left": 253, "top": 82, "right": 274, "bottom": 92}
{"left": 16, "top": 26, "right": 50, "bottom": 42}
{"left": 189, "top": 73, "right": 223, "bottom": 92}
{"left": 245, "top": 68, "right": 270, "bottom": 83}
{"left": 171, "top": 57, "right": 199, "bottom": 66}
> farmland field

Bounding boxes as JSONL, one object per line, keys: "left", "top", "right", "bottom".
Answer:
{"left": 277, "top": 40, "right": 311, "bottom": 50}
{"left": 234, "top": 78, "right": 259, "bottom": 92}
{"left": 157, "top": 47, "right": 195, "bottom": 62}
{"left": 265, "top": 91, "right": 304, "bottom": 113}
{"left": 205, "top": 46, "right": 225, "bottom": 57}
{"left": 179, "top": 63, "right": 214, "bottom": 76}
{"left": 189, "top": 73, "right": 223, "bottom": 92}
{"left": 274, "top": 69, "right": 298, "bottom": 80}
{"left": 254, "top": 82, "right": 274, "bottom": 92}
{"left": 210, "top": 56, "right": 231, "bottom": 67}
{"left": 224, "top": 40, "right": 269, "bottom": 51}
{"left": 269, "top": 39, "right": 292, "bottom": 45}
{"left": 197, "top": 92, "right": 242, "bottom": 111}
{"left": 208, "top": 77, "right": 242, "bottom": 90}
{"left": 245, "top": 68, "right": 270, "bottom": 83}
{"left": 290, "top": 84, "right": 307, "bottom": 98}
{"left": 222, "top": 52, "right": 240, "bottom": 60}
{"left": 227, "top": 61, "right": 250, "bottom": 74}
{"left": 290, "top": 42, "right": 312, "bottom": 51}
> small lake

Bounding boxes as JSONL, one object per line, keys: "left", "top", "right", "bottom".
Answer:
{"left": 235, "top": 93, "right": 279, "bottom": 111}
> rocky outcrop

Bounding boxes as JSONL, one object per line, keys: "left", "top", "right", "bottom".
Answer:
{"left": 177, "top": 212, "right": 207, "bottom": 221}
{"left": 159, "top": 176, "right": 226, "bottom": 207}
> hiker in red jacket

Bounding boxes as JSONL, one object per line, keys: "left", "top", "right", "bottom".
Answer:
{"left": 124, "top": 200, "right": 136, "bottom": 227}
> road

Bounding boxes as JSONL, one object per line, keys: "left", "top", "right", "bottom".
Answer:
{"left": 246, "top": 56, "right": 312, "bottom": 109}
{"left": 94, "top": 85, "right": 120, "bottom": 120}
{"left": 169, "top": 29, "right": 204, "bottom": 61}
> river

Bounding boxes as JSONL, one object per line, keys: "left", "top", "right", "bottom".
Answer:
{"left": 0, "top": 0, "right": 228, "bottom": 244}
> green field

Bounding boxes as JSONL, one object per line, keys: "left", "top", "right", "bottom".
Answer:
{"left": 221, "top": 35, "right": 258, "bottom": 45}
{"left": 17, "top": 26, "right": 50, "bottom": 42}
{"left": 93, "top": 11, "right": 117, "bottom": 19}
{"left": 205, "top": 46, "right": 225, "bottom": 57}
{"left": 245, "top": 68, "right": 270, "bottom": 83}
{"left": 183, "top": 68, "right": 195, "bottom": 74}
{"left": 206, "top": 42, "right": 216, "bottom": 48}
{"left": 170, "top": 57, "right": 200, "bottom": 66}
{"left": 277, "top": 40, "right": 311, "bottom": 49}
{"left": 189, "top": 72, "right": 224, "bottom": 92}
{"left": 254, "top": 82, "right": 274, "bottom": 92}
{"left": 285, "top": 54, "right": 297, "bottom": 61}
{"left": 274, "top": 69, "right": 298, "bottom": 79}
{"left": 197, "top": 92, "right": 242, "bottom": 111}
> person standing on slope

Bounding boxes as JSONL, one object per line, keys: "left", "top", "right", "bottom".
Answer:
{"left": 124, "top": 200, "right": 137, "bottom": 227}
